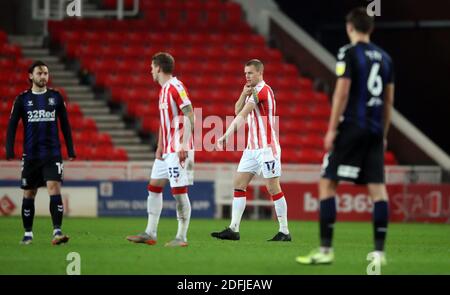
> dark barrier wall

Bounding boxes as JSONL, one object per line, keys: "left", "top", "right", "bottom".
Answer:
{"left": 0, "top": 0, "right": 43, "bottom": 35}
{"left": 0, "top": 1, "right": 19, "bottom": 33}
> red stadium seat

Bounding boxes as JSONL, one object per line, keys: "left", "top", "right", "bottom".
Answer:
{"left": 0, "top": 44, "right": 22, "bottom": 59}
{"left": 82, "top": 118, "right": 97, "bottom": 131}
{"left": 224, "top": 2, "right": 243, "bottom": 24}
{"left": 41, "top": 6, "right": 399, "bottom": 164}
{"left": 97, "top": 133, "right": 113, "bottom": 146}
{"left": 66, "top": 103, "right": 82, "bottom": 117}
{"left": 0, "top": 58, "right": 14, "bottom": 69}
{"left": 0, "top": 31, "right": 7, "bottom": 44}
{"left": 385, "top": 151, "right": 397, "bottom": 165}
{"left": 113, "top": 148, "right": 128, "bottom": 161}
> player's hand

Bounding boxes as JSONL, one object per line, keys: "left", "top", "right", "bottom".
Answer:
{"left": 324, "top": 129, "right": 337, "bottom": 151}
{"left": 155, "top": 146, "right": 163, "bottom": 160}
{"left": 178, "top": 149, "right": 187, "bottom": 167}
{"left": 216, "top": 135, "right": 226, "bottom": 150}
{"left": 242, "top": 83, "right": 253, "bottom": 96}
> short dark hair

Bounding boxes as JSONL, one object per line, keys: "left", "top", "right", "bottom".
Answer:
{"left": 245, "top": 59, "right": 264, "bottom": 72}
{"left": 28, "top": 60, "right": 48, "bottom": 74}
{"left": 346, "top": 7, "right": 374, "bottom": 34}
{"left": 152, "top": 52, "right": 175, "bottom": 74}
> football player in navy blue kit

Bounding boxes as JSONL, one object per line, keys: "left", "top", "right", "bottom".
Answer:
{"left": 296, "top": 7, "right": 394, "bottom": 265}
{"left": 6, "top": 61, "right": 76, "bottom": 245}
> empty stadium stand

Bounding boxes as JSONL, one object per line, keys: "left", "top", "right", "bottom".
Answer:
{"left": 0, "top": 31, "right": 130, "bottom": 161}
{"left": 3, "top": 0, "right": 397, "bottom": 164}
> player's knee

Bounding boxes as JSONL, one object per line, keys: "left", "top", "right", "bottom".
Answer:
{"left": 266, "top": 187, "right": 280, "bottom": 196}
{"left": 370, "top": 191, "right": 388, "bottom": 202}
{"left": 372, "top": 195, "right": 388, "bottom": 202}
{"left": 149, "top": 179, "right": 166, "bottom": 188}
{"left": 265, "top": 180, "right": 281, "bottom": 195}
{"left": 24, "top": 189, "right": 37, "bottom": 199}
{"left": 319, "top": 178, "right": 337, "bottom": 199}
{"left": 47, "top": 181, "right": 61, "bottom": 194}
{"left": 234, "top": 184, "right": 247, "bottom": 192}
{"left": 233, "top": 179, "right": 248, "bottom": 191}
{"left": 368, "top": 184, "right": 388, "bottom": 202}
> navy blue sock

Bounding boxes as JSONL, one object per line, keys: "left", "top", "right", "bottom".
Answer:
{"left": 22, "top": 198, "right": 35, "bottom": 232}
{"left": 49, "top": 195, "right": 64, "bottom": 229}
{"left": 320, "top": 197, "right": 337, "bottom": 248}
{"left": 373, "top": 201, "right": 389, "bottom": 251}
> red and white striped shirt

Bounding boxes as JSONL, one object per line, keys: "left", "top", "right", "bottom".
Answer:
{"left": 245, "top": 81, "right": 280, "bottom": 155}
{"left": 158, "top": 77, "right": 193, "bottom": 154}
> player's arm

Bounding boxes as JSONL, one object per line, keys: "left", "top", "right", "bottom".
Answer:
{"left": 218, "top": 89, "right": 257, "bottom": 147}
{"left": 181, "top": 104, "right": 195, "bottom": 133}
{"left": 324, "top": 78, "right": 351, "bottom": 151}
{"left": 383, "top": 83, "right": 395, "bottom": 148}
{"left": 174, "top": 83, "right": 193, "bottom": 135}
{"left": 173, "top": 84, "right": 194, "bottom": 162}
{"left": 235, "top": 84, "right": 253, "bottom": 115}
{"left": 235, "top": 95, "right": 246, "bottom": 115}
{"left": 325, "top": 46, "right": 353, "bottom": 151}
{"left": 57, "top": 97, "right": 76, "bottom": 160}
{"left": 179, "top": 104, "right": 195, "bottom": 162}
{"left": 155, "top": 127, "right": 163, "bottom": 160}
{"left": 5, "top": 97, "right": 22, "bottom": 160}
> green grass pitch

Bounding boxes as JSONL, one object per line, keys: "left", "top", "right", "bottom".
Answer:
{"left": 0, "top": 216, "right": 449, "bottom": 275}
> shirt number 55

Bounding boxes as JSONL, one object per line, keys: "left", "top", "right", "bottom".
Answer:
{"left": 168, "top": 167, "right": 180, "bottom": 178}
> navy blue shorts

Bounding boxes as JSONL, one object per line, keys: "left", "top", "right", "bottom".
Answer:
{"left": 321, "top": 123, "right": 385, "bottom": 185}
{"left": 20, "top": 157, "right": 64, "bottom": 189}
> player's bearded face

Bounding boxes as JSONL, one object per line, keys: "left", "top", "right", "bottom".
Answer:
{"left": 30, "top": 66, "right": 49, "bottom": 88}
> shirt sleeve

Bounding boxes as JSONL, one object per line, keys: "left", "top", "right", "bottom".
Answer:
{"left": 336, "top": 46, "right": 353, "bottom": 79}
{"left": 5, "top": 96, "right": 22, "bottom": 159}
{"left": 172, "top": 83, "right": 192, "bottom": 110}
{"left": 56, "top": 92, "right": 76, "bottom": 158}
{"left": 247, "top": 87, "right": 266, "bottom": 105}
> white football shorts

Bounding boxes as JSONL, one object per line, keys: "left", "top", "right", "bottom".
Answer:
{"left": 237, "top": 147, "right": 281, "bottom": 178}
{"left": 150, "top": 151, "right": 194, "bottom": 187}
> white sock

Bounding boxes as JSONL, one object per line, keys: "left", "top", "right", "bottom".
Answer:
{"left": 174, "top": 194, "right": 191, "bottom": 242}
{"left": 374, "top": 250, "right": 384, "bottom": 256}
{"left": 320, "top": 247, "right": 332, "bottom": 254}
{"left": 53, "top": 229, "right": 61, "bottom": 235}
{"left": 274, "top": 196, "right": 289, "bottom": 234}
{"left": 25, "top": 231, "right": 33, "bottom": 237}
{"left": 229, "top": 197, "right": 246, "bottom": 232}
{"left": 145, "top": 191, "right": 163, "bottom": 238}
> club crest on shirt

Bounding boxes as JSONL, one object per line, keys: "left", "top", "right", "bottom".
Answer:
{"left": 179, "top": 90, "right": 188, "bottom": 100}
{"left": 48, "top": 97, "right": 56, "bottom": 106}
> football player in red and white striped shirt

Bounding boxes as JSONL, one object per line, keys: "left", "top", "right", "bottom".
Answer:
{"left": 211, "top": 59, "right": 291, "bottom": 242}
{"left": 127, "top": 52, "right": 195, "bottom": 247}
